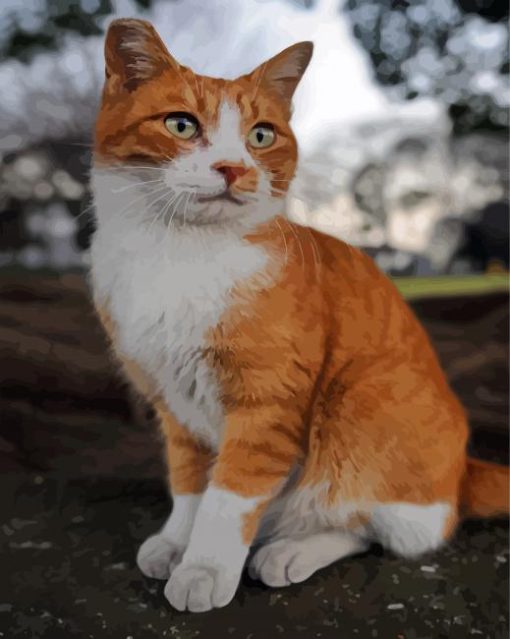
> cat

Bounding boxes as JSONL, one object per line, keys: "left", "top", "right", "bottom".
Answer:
{"left": 90, "top": 18, "right": 509, "bottom": 613}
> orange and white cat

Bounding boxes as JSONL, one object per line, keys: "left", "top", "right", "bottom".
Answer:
{"left": 90, "top": 19, "right": 509, "bottom": 613}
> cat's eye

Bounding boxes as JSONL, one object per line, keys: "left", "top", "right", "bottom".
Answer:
{"left": 164, "top": 113, "right": 199, "bottom": 140}
{"left": 247, "top": 124, "right": 275, "bottom": 149}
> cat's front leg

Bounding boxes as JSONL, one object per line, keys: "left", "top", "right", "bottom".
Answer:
{"left": 137, "top": 403, "right": 213, "bottom": 580}
{"left": 137, "top": 494, "right": 201, "bottom": 579}
{"left": 165, "top": 404, "right": 303, "bottom": 612}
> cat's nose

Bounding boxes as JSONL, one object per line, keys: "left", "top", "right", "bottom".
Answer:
{"left": 212, "top": 161, "right": 249, "bottom": 187}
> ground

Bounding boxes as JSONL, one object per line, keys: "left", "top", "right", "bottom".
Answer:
{"left": 0, "top": 273, "right": 508, "bottom": 638}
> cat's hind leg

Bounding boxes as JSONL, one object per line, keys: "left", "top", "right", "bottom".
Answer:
{"left": 370, "top": 501, "right": 456, "bottom": 558}
{"left": 248, "top": 531, "right": 369, "bottom": 587}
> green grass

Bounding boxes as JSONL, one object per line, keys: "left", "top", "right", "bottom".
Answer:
{"left": 393, "top": 273, "right": 509, "bottom": 299}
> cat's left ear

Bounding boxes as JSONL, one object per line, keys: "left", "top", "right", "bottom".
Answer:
{"left": 104, "top": 18, "right": 179, "bottom": 92}
{"left": 248, "top": 41, "right": 313, "bottom": 102}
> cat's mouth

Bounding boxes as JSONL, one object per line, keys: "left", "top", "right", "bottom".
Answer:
{"left": 197, "top": 191, "right": 244, "bottom": 206}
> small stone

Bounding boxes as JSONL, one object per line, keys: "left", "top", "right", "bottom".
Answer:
{"left": 387, "top": 603, "right": 404, "bottom": 610}
{"left": 420, "top": 565, "right": 436, "bottom": 573}
{"left": 106, "top": 562, "right": 128, "bottom": 571}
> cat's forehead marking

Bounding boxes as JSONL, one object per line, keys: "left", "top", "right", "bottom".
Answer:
{"left": 208, "top": 100, "right": 248, "bottom": 161}
{"left": 213, "top": 101, "right": 241, "bottom": 136}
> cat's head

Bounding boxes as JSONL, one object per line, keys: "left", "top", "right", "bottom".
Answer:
{"left": 93, "top": 19, "right": 312, "bottom": 230}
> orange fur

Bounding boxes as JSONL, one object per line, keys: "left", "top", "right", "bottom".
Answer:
{"left": 461, "top": 457, "right": 510, "bottom": 517}
{"left": 206, "top": 221, "right": 475, "bottom": 542}
{"left": 92, "top": 19, "right": 508, "bottom": 588}
{"left": 156, "top": 401, "right": 213, "bottom": 494}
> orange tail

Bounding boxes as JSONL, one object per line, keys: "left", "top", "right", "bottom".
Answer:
{"left": 461, "top": 457, "right": 509, "bottom": 518}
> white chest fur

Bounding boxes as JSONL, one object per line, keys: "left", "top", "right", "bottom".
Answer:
{"left": 90, "top": 190, "right": 269, "bottom": 449}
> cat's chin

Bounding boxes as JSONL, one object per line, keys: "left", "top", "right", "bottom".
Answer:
{"left": 163, "top": 199, "right": 276, "bottom": 231}
{"left": 196, "top": 191, "right": 244, "bottom": 206}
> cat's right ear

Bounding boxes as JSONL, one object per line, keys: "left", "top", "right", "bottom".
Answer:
{"left": 104, "top": 19, "right": 178, "bottom": 92}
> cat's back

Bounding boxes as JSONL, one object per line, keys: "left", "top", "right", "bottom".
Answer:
{"left": 291, "top": 224, "right": 448, "bottom": 370}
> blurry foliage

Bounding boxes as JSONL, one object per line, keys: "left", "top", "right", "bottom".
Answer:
{"left": 1, "top": 0, "right": 153, "bottom": 63}
{"left": 344, "top": 0, "right": 509, "bottom": 134}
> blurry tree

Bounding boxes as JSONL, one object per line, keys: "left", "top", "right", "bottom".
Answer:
{"left": 0, "top": 0, "right": 153, "bottom": 62}
{"left": 344, "top": 0, "right": 509, "bottom": 134}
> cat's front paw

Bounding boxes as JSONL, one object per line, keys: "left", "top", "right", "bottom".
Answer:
{"left": 136, "top": 534, "right": 185, "bottom": 580}
{"left": 164, "top": 563, "right": 238, "bottom": 612}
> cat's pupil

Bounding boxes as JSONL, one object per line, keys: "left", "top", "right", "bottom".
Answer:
{"left": 177, "top": 120, "right": 186, "bottom": 132}
{"left": 256, "top": 130, "right": 264, "bottom": 143}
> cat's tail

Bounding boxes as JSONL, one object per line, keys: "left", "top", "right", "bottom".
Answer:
{"left": 461, "top": 457, "right": 509, "bottom": 518}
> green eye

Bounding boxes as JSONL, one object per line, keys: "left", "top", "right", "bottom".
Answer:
{"left": 164, "top": 113, "right": 199, "bottom": 140}
{"left": 247, "top": 124, "right": 275, "bottom": 149}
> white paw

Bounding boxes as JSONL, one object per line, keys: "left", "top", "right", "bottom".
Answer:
{"left": 136, "top": 534, "right": 185, "bottom": 580}
{"left": 248, "top": 538, "right": 320, "bottom": 587}
{"left": 164, "top": 563, "right": 238, "bottom": 612}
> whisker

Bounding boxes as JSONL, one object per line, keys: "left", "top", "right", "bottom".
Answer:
{"left": 144, "top": 188, "right": 178, "bottom": 222}
{"left": 182, "top": 191, "right": 193, "bottom": 226}
{"left": 75, "top": 200, "right": 96, "bottom": 221}
{"left": 162, "top": 192, "right": 187, "bottom": 259}
{"left": 112, "top": 178, "right": 165, "bottom": 194}
{"left": 146, "top": 190, "right": 176, "bottom": 234}
{"left": 168, "top": 191, "right": 187, "bottom": 228}
{"left": 305, "top": 226, "right": 322, "bottom": 278}
{"left": 281, "top": 216, "right": 305, "bottom": 268}
{"left": 96, "top": 165, "right": 166, "bottom": 173}
{"left": 274, "top": 217, "right": 289, "bottom": 266}
{"left": 165, "top": 192, "right": 183, "bottom": 226}
{"left": 117, "top": 184, "right": 172, "bottom": 220}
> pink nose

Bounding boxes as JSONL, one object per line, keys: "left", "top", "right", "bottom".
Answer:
{"left": 212, "top": 162, "right": 249, "bottom": 187}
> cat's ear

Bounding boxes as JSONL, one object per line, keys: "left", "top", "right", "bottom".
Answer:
{"left": 104, "top": 19, "right": 178, "bottom": 91}
{"left": 249, "top": 41, "right": 313, "bottom": 102}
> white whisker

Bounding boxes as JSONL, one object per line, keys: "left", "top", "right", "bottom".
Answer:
{"left": 282, "top": 216, "right": 305, "bottom": 267}
{"left": 146, "top": 190, "right": 177, "bottom": 234}
{"left": 112, "top": 178, "right": 165, "bottom": 194}
{"left": 274, "top": 217, "right": 289, "bottom": 266}
{"left": 117, "top": 184, "right": 171, "bottom": 220}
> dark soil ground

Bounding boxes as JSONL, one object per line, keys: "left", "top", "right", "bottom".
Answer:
{"left": 0, "top": 273, "right": 508, "bottom": 638}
